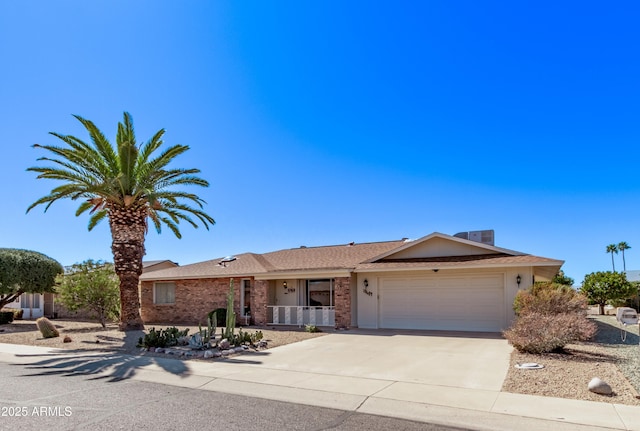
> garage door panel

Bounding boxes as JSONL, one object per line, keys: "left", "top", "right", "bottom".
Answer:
{"left": 379, "top": 275, "right": 505, "bottom": 332}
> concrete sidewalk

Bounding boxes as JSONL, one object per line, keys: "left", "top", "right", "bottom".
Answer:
{"left": 0, "top": 342, "right": 639, "bottom": 431}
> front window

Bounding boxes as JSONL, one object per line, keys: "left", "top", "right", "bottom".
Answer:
{"left": 306, "top": 279, "right": 334, "bottom": 307}
{"left": 154, "top": 282, "right": 176, "bottom": 304}
{"left": 20, "top": 294, "right": 39, "bottom": 308}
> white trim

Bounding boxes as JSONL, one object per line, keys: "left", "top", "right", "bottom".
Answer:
{"left": 355, "top": 261, "right": 562, "bottom": 273}
{"left": 254, "top": 270, "right": 351, "bottom": 280}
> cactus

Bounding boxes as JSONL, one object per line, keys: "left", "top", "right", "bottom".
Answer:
{"left": 207, "top": 310, "right": 217, "bottom": 339}
{"left": 36, "top": 317, "right": 60, "bottom": 338}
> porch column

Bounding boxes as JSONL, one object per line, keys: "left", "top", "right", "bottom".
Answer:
{"left": 334, "top": 276, "right": 351, "bottom": 329}
{"left": 252, "top": 280, "right": 269, "bottom": 326}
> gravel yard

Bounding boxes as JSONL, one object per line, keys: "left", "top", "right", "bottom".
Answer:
{"left": 0, "top": 319, "right": 326, "bottom": 357}
{"left": 502, "top": 314, "right": 640, "bottom": 406}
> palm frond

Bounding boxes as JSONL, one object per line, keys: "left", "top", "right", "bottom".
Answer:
{"left": 158, "top": 216, "right": 182, "bottom": 238}
{"left": 75, "top": 201, "right": 94, "bottom": 216}
{"left": 87, "top": 210, "right": 108, "bottom": 231}
{"left": 72, "top": 115, "right": 120, "bottom": 175}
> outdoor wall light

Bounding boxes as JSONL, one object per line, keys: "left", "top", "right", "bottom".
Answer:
{"left": 363, "top": 279, "right": 373, "bottom": 296}
{"left": 516, "top": 275, "right": 522, "bottom": 287}
{"left": 283, "top": 281, "right": 288, "bottom": 290}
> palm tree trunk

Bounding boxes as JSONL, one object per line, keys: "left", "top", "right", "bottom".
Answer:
{"left": 109, "top": 205, "right": 146, "bottom": 331}
{"left": 611, "top": 252, "right": 616, "bottom": 272}
{"left": 622, "top": 250, "right": 626, "bottom": 272}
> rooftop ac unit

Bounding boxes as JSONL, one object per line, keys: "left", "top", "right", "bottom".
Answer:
{"left": 454, "top": 230, "right": 494, "bottom": 246}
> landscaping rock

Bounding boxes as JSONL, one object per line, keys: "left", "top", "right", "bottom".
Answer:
{"left": 219, "top": 339, "right": 231, "bottom": 350}
{"left": 204, "top": 350, "right": 214, "bottom": 359}
{"left": 155, "top": 348, "right": 164, "bottom": 354}
{"left": 234, "top": 347, "right": 244, "bottom": 353}
{"left": 588, "top": 377, "right": 613, "bottom": 395}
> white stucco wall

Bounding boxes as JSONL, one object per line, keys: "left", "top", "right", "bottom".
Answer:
{"left": 272, "top": 279, "right": 301, "bottom": 306}
{"left": 388, "top": 238, "right": 496, "bottom": 259}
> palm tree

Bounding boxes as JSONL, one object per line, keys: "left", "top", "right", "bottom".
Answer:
{"left": 606, "top": 244, "right": 618, "bottom": 272}
{"left": 27, "top": 112, "right": 215, "bottom": 330}
{"left": 618, "top": 242, "right": 631, "bottom": 272}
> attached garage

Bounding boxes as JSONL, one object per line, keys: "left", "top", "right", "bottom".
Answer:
{"left": 378, "top": 274, "right": 506, "bottom": 332}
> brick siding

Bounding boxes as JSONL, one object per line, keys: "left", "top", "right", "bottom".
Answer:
{"left": 252, "top": 280, "right": 269, "bottom": 325}
{"left": 140, "top": 277, "right": 247, "bottom": 325}
{"left": 334, "top": 276, "right": 351, "bottom": 329}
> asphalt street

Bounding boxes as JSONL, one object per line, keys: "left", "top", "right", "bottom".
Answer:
{"left": 0, "top": 361, "right": 464, "bottom": 431}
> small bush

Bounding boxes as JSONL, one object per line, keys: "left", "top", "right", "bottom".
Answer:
{"left": 36, "top": 317, "right": 60, "bottom": 338}
{"left": 505, "top": 282, "right": 596, "bottom": 353}
{"left": 513, "top": 282, "right": 587, "bottom": 316}
{"left": 0, "top": 311, "right": 14, "bottom": 325}
{"left": 504, "top": 312, "right": 596, "bottom": 353}
{"left": 1, "top": 308, "right": 23, "bottom": 320}
{"left": 305, "top": 324, "right": 320, "bottom": 333}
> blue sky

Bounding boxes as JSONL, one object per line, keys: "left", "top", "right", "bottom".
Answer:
{"left": 1, "top": 1, "right": 638, "bottom": 283}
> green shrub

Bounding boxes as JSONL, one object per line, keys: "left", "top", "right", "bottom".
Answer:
{"left": 35, "top": 317, "right": 59, "bottom": 338}
{"left": 0, "top": 311, "right": 14, "bottom": 325}
{"left": 305, "top": 324, "right": 320, "bottom": 333}
{"left": 1, "top": 308, "right": 23, "bottom": 320}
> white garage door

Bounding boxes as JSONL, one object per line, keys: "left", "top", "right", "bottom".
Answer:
{"left": 379, "top": 274, "right": 505, "bottom": 332}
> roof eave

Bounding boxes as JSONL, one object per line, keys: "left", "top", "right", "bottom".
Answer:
{"left": 254, "top": 269, "right": 353, "bottom": 280}
{"left": 355, "top": 260, "right": 564, "bottom": 273}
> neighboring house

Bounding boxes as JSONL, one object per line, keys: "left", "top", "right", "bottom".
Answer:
{"left": 139, "top": 231, "right": 563, "bottom": 332}
{"left": 142, "top": 260, "right": 179, "bottom": 272}
{"left": 4, "top": 293, "right": 54, "bottom": 320}
{"left": 625, "top": 270, "right": 640, "bottom": 283}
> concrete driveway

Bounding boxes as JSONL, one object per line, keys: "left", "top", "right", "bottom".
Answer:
{"left": 252, "top": 329, "right": 512, "bottom": 391}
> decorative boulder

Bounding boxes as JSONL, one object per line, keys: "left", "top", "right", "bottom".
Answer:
{"left": 204, "top": 350, "right": 214, "bottom": 359}
{"left": 588, "top": 377, "right": 612, "bottom": 395}
{"left": 219, "top": 339, "right": 231, "bottom": 350}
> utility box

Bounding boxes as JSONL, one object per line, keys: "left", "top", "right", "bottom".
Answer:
{"left": 616, "top": 307, "right": 639, "bottom": 325}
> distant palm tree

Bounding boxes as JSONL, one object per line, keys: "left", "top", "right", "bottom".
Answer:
{"left": 618, "top": 242, "right": 631, "bottom": 272}
{"left": 606, "top": 244, "right": 618, "bottom": 272}
{"left": 27, "top": 112, "right": 215, "bottom": 330}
